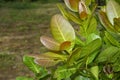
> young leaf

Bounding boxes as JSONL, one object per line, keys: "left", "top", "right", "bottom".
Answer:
{"left": 95, "top": 46, "right": 119, "bottom": 63}
{"left": 29, "top": 52, "right": 65, "bottom": 67}
{"left": 106, "top": 0, "right": 120, "bottom": 25}
{"left": 57, "top": 4, "right": 82, "bottom": 25}
{"left": 64, "top": 0, "right": 80, "bottom": 12}
{"left": 40, "top": 36, "right": 60, "bottom": 51}
{"left": 79, "top": 0, "right": 88, "bottom": 20}
{"left": 98, "top": 11, "right": 116, "bottom": 32}
{"left": 105, "top": 31, "right": 120, "bottom": 47}
{"left": 23, "top": 55, "right": 41, "bottom": 73}
{"left": 50, "top": 14, "right": 75, "bottom": 43}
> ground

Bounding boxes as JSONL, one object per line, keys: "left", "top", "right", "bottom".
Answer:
{"left": 0, "top": 2, "right": 59, "bottom": 80}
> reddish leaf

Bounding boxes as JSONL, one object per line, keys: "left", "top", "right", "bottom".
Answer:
{"left": 40, "top": 36, "right": 60, "bottom": 51}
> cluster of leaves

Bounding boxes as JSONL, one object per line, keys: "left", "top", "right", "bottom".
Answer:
{"left": 16, "top": 0, "right": 120, "bottom": 80}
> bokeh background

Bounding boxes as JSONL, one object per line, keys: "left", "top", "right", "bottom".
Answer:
{"left": 0, "top": 0, "right": 61, "bottom": 80}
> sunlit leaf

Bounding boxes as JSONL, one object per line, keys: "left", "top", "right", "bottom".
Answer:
{"left": 40, "top": 36, "right": 60, "bottom": 51}
{"left": 79, "top": 0, "right": 88, "bottom": 20}
{"left": 106, "top": 0, "right": 120, "bottom": 25}
{"left": 86, "top": 33, "right": 101, "bottom": 44}
{"left": 98, "top": 11, "right": 116, "bottom": 32}
{"left": 90, "top": 66, "right": 99, "bottom": 80}
{"left": 64, "top": 0, "right": 80, "bottom": 12}
{"left": 50, "top": 14, "right": 75, "bottom": 43}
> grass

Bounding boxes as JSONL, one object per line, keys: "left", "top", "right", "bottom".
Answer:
{"left": 0, "top": 2, "right": 59, "bottom": 80}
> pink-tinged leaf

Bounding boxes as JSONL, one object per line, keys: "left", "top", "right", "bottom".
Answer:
{"left": 79, "top": 0, "right": 88, "bottom": 20}
{"left": 64, "top": 0, "right": 80, "bottom": 12}
{"left": 29, "top": 53, "right": 64, "bottom": 67}
{"left": 34, "top": 58, "right": 61, "bottom": 68}
{"left": 98, "top": 11, "right": 116, "bottom": 32}
{"left": 40, "top": 36, "right": 60, "bottom": 51}
{"left": 60, "top": 41, "right": 71, "bottom": 50}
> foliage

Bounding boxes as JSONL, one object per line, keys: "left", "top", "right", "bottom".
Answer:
{"left": 18, "top": 0, "right": 120, "bottom": 80}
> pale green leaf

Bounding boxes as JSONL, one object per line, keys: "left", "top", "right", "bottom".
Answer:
{"left": 106, "top": 0, "right": 120, "bottom": 25}
{"left": 90, "top": 66, "right": 99, "bottom": 80}
{"left": 50, "top": 14, "right": 75, "bottom": 43}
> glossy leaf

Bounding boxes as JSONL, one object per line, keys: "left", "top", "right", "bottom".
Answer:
{"left": 75, "top": 75, "right": 90, "bottom": 80}
{"left": 86, "top": 33, "right": 101, "bottom": 44}
{"left": 79, "top": 0, "right": 88, "bottom": 20}
{"left": 50, "top": 14, "right": 75, "bottom": 43}
{"left": 40, "top": 36, "right": 60, "bottom": 51}
{"left": 95, "top": 46, "right": 119, "bottom": 63}
{"left": 106, "top": 0, "right": 120, "bottom": 25}
{"left": 105, "top": 31, "right": 120, "bottom": 47}
{"left": 23, "top": 55, "right": 41, "bottom": 73}
{"left": 64, "top": 0, "right": 80, "bottom": 12}
{"left": 98, "top": 11, "right": 116, "bottom": 32}
{"left": 114, "top": 18, "right": 120, "bottom": 32}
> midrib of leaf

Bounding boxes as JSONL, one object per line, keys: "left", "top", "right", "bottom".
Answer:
{"left": 55, "top": 15, "right": 66, "bottom": 41}
{"left": 110, "top": 1, "right": 119, "bottom": 18}
{"left": 28, "top": 57, "right": 40, "bottom": 73}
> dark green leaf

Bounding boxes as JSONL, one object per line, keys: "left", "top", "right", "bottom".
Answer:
{"left": 105, "top": 31, "right": 120, "bottom": 47}
{"left": 95, "top": 46, "right": 119, "bottom": 63}
{"left": 114, "top": 18, "right": 120, "bottom": 32}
